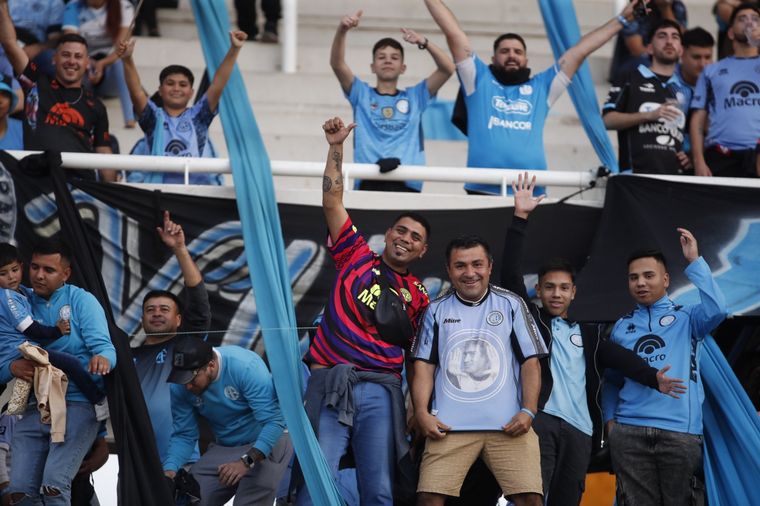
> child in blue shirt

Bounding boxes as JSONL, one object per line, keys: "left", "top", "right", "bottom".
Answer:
{"left": 0, "top": 243, "right": 107, "bottom": 419}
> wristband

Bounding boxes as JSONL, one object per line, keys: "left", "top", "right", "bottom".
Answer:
{"left": 617, "top": 15, "right": 630, "bottom": 29}
{"left": 418, "top": 38, "right": 429, "bottom": 50}
{"left": 520, "top": 407, "right": 536, "bottom": 420}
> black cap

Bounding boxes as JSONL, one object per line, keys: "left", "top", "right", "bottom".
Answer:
{"left": 167, "top": 337, "right": 213, "bottom": 385}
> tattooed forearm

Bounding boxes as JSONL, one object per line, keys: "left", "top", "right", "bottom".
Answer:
{"left": 332, "top": 150, "right": 342, "bottom": 172}
{"left": 322, "top": 175, "right": 332, "bottom": 192}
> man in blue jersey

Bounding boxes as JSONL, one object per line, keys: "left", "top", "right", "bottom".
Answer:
{"left": 424, "top": 0, "right": 646, "bottom": 195}
{"left": 503, "top": 174, "right": 686, "bottom": 506}
{"left": 330, "top": 10, "right": 454, "bottom": 192}
{"left": 676, "top": 27, "right": 714, "bottom": 158}
{"left": 4, "top": 239, "right": 116, "bottom": 505}
{"left": 164, "top": 337, "right": 292, "bottom": 506}
{"left": 132, "top": 211, "right": 210, "bottom": 465}
{"left": 603, "top": 229, "right": 727, "bottom": 505}
{"left": 412, "top": 235, "right": 547, "bottom": 505}
{"left": 603, "top": 20, "right": 692, "bottom": 174}
{"left": 691, "top": 2, "right": 760, "bottom": 177}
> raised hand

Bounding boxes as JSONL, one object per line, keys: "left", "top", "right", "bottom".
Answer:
{"left": 400, "top": 28, "right": 425, "bottom": 46}
{"left": 677, "top": 227, "right": 699, "bottom": 263}
{"left": 621, "top": 0, "right": 651, "bottom": 20}
{"left": 116, "top": 38, "right": 136, "bottom": 60}
{"left": 656, "top": 365, "right": 687, "bottom": 398}
{"left": 230, "top": 30, "right": 248, "bottom": 48}
{"left": 323, "top": 116, "right": 356, "bottom": 146}
{"left": 156, "top": 210, "right": 186, "bottom": 251}
{"left": 339, "top": 10, "right": 363, "bottom": 32}
{"left": 512, "top": 171, "right": 545, "bottom": 219}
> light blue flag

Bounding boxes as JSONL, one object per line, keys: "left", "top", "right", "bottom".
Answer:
{"left": 188, "top": 1, "right": 344, "bottom": 504}
{"left": 537, "top": 0, "right": 620, "bottom": 173}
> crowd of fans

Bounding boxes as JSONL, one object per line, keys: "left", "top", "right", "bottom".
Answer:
{"left": 0, "top": 0, "right": 755, "bottom": 505}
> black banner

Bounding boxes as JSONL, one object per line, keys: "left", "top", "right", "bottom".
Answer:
{"left": 1, "top": 153, "right": 758, "bottom": 355}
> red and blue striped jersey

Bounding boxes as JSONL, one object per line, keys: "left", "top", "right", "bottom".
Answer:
{"left": 305, "top": 218, "right": 429, "bottom": 375}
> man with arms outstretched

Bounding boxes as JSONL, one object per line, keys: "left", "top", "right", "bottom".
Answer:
{"left": 331, "top": 11, "right": 454, "bottom": 192}
{"left": 424, "top": 0, "right": 648, "bottom": 194}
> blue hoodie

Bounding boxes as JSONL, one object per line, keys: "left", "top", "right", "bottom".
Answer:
{"left": 602, "top": 257, "right": 726, "bottom": 435}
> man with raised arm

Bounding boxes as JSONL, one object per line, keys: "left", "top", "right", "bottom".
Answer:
{"left": 424, "top": 0, "right": 646, "bottom": 195}
{"left": 0, "top": 0, "right": 115, "bottom": 181}
{"left": 331, "top": 11, "right": 454, "bottom": 192}
{"left": 117, "top": 31, "right": 246, "bottom": 183}
{"left": 133, "top": 211, "right": 211, "bottom": 464}
{"left": 603, "top": 229, "right": 727, "bottom": 505}
{"left": 502, "top": 173, "right": 686, "bottom": 505}
{"left": 296, "top": 117, "right": 431, "bottom": 505}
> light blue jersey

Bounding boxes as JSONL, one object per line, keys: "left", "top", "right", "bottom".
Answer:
{"left": 0, "top": 288, "right": 36, "bottom": 380}
{"left": 602, "top": 258, "right": 726, "bottom": 435}
{"left": 139, "top": 94, "right": 217, "bottom": 159}
{"left": 62, "top": 0, "right": 132, "bottom": 56}
{"left": 9, "top": 0, "right": 64, "bottom": 44}
{"left": 163, "top": 346, "right": 286, "bottom": 472}
{"left": 413, "top": 286, "right": 547, "bottom": 430}
{"left": 457, "top": 55, "right": 570, "bottom": 194}
{"left": 348, "top": 77, "right": 431, "bottom": 192}
{"left": 21, "top": 284, "right": 115, "bottom": 402}
{"left": 691, "top": 56, "right": 760, "bottom": 150}
{"left": 542, "top": 318, "right": 593, "bottom": 436}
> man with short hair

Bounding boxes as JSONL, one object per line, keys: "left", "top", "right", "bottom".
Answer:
{"left": 296, "top": 117, "right": 431, "bottom": 506}
{"left": 163, "top": 337, "right": 292, "bottom": 505}
{"left": 603, "top": 229, "right": 727, "bottom": 505}
{"left": 0, "top": 0, "right": 114, "bottom": 181}
{"left": 424, "top": 0, "right": 644, "bottom": 195}
{"left": 132, "top": 211, "right": 211, "bottom": 464}
{"left": 330, "top": 11, "right": 454, "bottom": 192}
{"left": 677, "top": 27, "right": 714, "bottom": 156}
{"left": 117, "top": 31, "right": 247, "bottom": 184}
{"left": 604, "top": 19, "right": 692, "bottom": 174}
{"left": 5, "top": 240, "right": 116, "bottom": 504}
{"left": 412, "top": 234, "right": 547, "bottom": 506}
{"left": 501, "top": 173, "right": 686, "bottom": 505}
{"left": 690, "top": 2, "right": 760, "bottom": 177}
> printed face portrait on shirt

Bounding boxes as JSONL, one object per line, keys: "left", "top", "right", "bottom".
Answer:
{"left": 445, "top": 338, "right": 500, "bottom": 393}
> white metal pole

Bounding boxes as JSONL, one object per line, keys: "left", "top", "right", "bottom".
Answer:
{"left": 282, "top": 0, "right": 297, "bottom": 73}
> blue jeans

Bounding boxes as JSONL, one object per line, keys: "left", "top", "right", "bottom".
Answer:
{"left": 93, "top": 59, "right": 135, "bottom": 125}
{"left": 297, "top": 381, "right": 394, "bottom": 506}
{"left": 609, "top": 422, "right": 703, "bottom": 506}
{"left": 9, "top": 402, "right": 99, "bottom": 505}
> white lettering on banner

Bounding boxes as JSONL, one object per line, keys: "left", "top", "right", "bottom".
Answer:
{"left": 488, "top": 116, "right": 532, "bottom": 131}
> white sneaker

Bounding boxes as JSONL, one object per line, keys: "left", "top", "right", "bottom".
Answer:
{"left": 95, "top": 399, "right": 110, "bottom": 421}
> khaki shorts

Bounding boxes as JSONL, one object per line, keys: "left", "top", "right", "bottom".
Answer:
{"left": 417, "top": 430, "right": 543, "bottom": 498}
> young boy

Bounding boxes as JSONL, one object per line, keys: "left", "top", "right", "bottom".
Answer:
{"left": 0, "top": 243, "right": 108, "bottom": 420}
{"left": 330, "top": 11, "right": 454, "bottom": 191}
{"left": 117, "top": 31, "right": 247, "bottom": 184}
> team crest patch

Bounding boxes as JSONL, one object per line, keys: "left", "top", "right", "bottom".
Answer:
{"left": 659, "top": 315, "right": 676, "bottom": 327}
{"left": 177, "top": 120, "right": 192, "bottom": 133}
{"left": 486, "top": 311, "right": 504, "bottom": 326}
{"left": 570, "top": 334, "right": 583, "bottom": 347}
{"left": 519, "top": 84, "right": 533, "bottom": 95}
{"left": 396, "top": 99, "right": 409, "bottom": 114}
{"left": 400, "top": 288, "right": 412, "bottom": 303}
{"left": 381, "top": 107, "right": 394, "bottom": 119}
{"left": 58, "top": 305, "right": 71, "bottom": 321}
{"left": 224, "top": 386, "right": 240, "bottom": 400}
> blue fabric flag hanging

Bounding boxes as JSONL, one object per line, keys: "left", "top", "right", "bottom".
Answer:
{"left": 537, "top": 0, "right": 620, "bottom": 173}
{"left": 188, "top": 1, "right": 344, "bottom": 504}
{"left": 700, "top": 336, "right": 760, "bottom": 505}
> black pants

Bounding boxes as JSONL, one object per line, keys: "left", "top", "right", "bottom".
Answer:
{"left": 533, "top": 411, "right": 592, "bottom": 506}
{"left": 704, "top": 147, "right": 757, "bottom": 178}
{"left": 234, "top": 0, "right": 281, "bottom": 37}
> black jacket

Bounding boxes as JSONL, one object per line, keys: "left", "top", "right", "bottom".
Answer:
{"left": 501, "top": 216, "right": 659, "bottom": 454}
